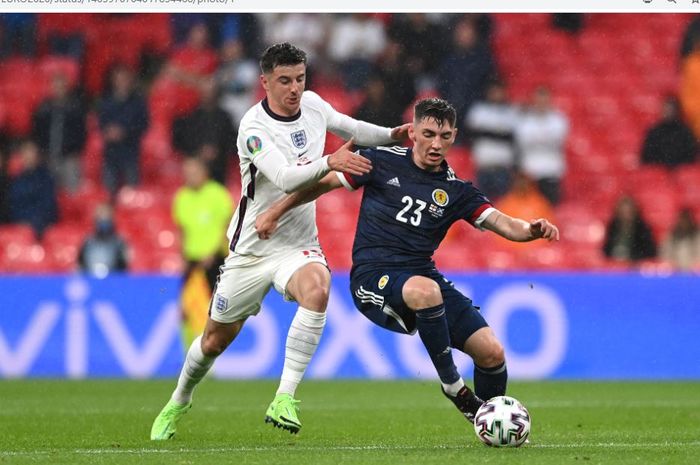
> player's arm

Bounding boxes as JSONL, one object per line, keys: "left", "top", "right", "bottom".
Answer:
{"left": 312, "top": 91, "right": 409, "bottom": 145}
{"left": 251, "top": 136, "right": 370, "bottom": 194}
{"left": 255, "top": 172, "right": 344, "bottom": 239}
{"left": 481, "top": 209, "right": 560, "bottom": 242}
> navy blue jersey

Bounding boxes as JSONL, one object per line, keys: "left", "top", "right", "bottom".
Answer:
{"left": 340, "top": 146, "right": 492, "bottom": 272}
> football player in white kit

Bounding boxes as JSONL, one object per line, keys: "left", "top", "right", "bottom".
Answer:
{"left": 151, "top": 43, "right": 410, "bottom": 439}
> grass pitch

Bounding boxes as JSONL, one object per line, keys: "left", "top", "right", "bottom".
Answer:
{"left": 0, "top": 380, "right": 698, "bottom": 464}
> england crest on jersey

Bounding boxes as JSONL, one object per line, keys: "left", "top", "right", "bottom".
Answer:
{"left": 291, "top": 130, "right": 307, "bottom": 149}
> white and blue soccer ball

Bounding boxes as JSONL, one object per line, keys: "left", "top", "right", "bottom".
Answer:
{"left": 473, "top": 395, "right": 531, "bottom": 447}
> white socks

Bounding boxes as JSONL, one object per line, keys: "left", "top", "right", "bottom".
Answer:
{"left": 277, "top": 307, "right": 327, "bottom": 396}
{"left": 442, "top": 377, "right": 466, "bottom": 397}
{"left": 171, "top": 335, "right": 215, "bottom": 405}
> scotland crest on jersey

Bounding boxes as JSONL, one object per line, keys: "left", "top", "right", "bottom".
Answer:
{"left": 291, "top": 130, "right": 307, "bottom": 149}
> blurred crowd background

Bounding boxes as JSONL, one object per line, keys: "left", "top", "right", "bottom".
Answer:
{"left": 0, "top": 12, "right": 699, "bottom": 275}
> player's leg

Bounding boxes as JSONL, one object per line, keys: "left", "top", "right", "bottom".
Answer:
{"left": 439, "top": 280, "right": 507, "bottom": 401}
{"left": 402, "top": 276, "right": 483, "bottom": 422}
{"left": 402, "top": 276, "right": 465, "bottom": 394}
{"left": 151, "top": 317, "right": 244, "bottom": 440}
{"left": 151, "top": 254, "right": 271, "bottom": 440}
{"left": 265, "top": 258, "right": 330, "bottom": 433}
{"left": 277, "top": 261, "right": 330, "bottom": 397}
{"left": 462, "top": 327, "right": 507, "bottom": 401}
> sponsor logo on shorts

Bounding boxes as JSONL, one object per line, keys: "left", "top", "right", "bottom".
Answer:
{"left": 303, "top": 249, "right": 325, "bottom": 259}
{"left": 214, "top": 294, "right": 228, "bottom": 313}
{"left": 432, "top": 189, "right": 449, "bottom": 207}
{"left": 246, "top": 135, "right": 263, "bottom": 155}
{"left": 378, "top": 275, "right": 389, "bottom": 290}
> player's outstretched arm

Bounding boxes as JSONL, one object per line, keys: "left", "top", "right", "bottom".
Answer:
{"left": 250, "top": 135, "right": 370, "bottom": 194}
{"left": 255, "top": 172, "right": 344, "bottom": 240}
{"left": 482, "top": 210, "right": 560, "bottom": 242}
{"left": 318, "top": 89, "right": 410, "bottom": 146}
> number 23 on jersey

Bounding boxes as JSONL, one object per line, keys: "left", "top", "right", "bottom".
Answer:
{"left": 395, "top": 196, "right": 427, "bottom": 226}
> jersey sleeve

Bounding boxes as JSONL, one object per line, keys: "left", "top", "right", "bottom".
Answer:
{"left": 458, "top": 182, "right": 495, "bottom": 230}
{"left": 305, "top": 91, "right": 395, "bottom": 146}
{"left": 240, "top": 124, "right": 330, "bottom": 194}
{"left": 335, "top": 148, "right": 378, "bottom": 191}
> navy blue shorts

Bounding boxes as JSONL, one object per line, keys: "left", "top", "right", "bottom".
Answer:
{"left": 350, "top": 267, "right": 488, "bottom": 350}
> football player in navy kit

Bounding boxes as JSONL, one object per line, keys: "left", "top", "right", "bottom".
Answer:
{"left": 256, "top": 98, "right": 559, "bottom": 423}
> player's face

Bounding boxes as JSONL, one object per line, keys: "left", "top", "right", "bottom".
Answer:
{"left": 260, "top": 63, "right": 306, "bottom": 116}
{"left": 409, "top": 117, "right": 457, "bottom": 172}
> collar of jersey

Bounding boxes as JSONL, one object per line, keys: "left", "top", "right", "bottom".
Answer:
{"left": 407, "top": 148, "right": 449, "bottom": 177}
{"left": 262, "top": 98, "right": 301, "bottom": 122}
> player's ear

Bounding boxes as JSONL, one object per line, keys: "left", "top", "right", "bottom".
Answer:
{"left": 260, "top": 73, "right": 269, "bottom": 91}
{"left": 408, "top": 123, "right": 416, "bottom": 141}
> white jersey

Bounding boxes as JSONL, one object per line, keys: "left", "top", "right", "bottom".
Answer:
{"left": 228, "top": 90, "right": 394, "bottom": 256}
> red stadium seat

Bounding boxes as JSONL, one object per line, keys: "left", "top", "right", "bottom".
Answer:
{"left": 42, "top": 223, "right": 88, "bottom": 272}
{"left": 0, "top": 224, "right": 36, "bottom": 245}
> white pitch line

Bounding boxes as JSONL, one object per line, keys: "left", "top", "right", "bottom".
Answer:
{"left": 1, "top": 441, "right": 699, "bottom": 457}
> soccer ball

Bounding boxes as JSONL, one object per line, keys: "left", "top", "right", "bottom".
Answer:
{"left": 473, "top": 395, "right": 531, "bottom": 447}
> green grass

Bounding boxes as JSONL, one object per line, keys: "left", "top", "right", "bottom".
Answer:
{"left": 0, "top": 380, "right": 698, "bottom": 464}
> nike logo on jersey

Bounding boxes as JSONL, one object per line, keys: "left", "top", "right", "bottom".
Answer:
{"left": 386, "top": 177, "right": 401, "bottom": 187}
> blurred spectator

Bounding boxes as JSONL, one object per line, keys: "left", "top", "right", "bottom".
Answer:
{"left": 0, "top": 13, "right": 36, "bottom": 57}
{"left": 661, "top": 208, "right": 700, "bottom": 271}
{"left": 170, "top": 13, "right": 213, "bottom": 45}
{"left": 173, "top": 157, "right": 233, "bottom": 348}
{"left": 387, "top": 14, "right": 447, "bottom": 88}
{"left": 551, "top": 13, "right": 585, "bottom": 34}
{"left": 43, "top": 13, "right": 87, "bottom": 60}
{"left": 163, "top": 21, "right": 220, "bottom": 116}
{"left": 173, "top": 77, "right": 236, "bottom": 185}
{"left": 353, "top": 73, "right": 404, "bottom": 129}
{"left": 0, "top": 153, "right": 9, "bottom": 224}
{"left": 8, "top": 141, "right": 58, "bottom": 239}
{"left": 262, "top": 14, "right": 328, "bottom": 65}
{"left": 640, "top": 96, "right": 697, "bottom": 167}
{"left": 31, "top": 72, "right": 86, "bottom": 193}
{"left": 603, "top": 195, "right": 657, "bottom": 263}
{"left": 78, "top": 203, "right": 128, "bottom": 277}
{"left": 98, "top": 64, "right": 149, "bottom": 197}
{"left": 219, "top": 14, "right": 262, "bottom": 58}
{"left": 495, "top": 171, "right": 555, "bottom": 248}
{"left": 680, "top": 15, "right": 700, "bottom": 58}
{"left": 679, "top": 35, "right": 700, "bottom": 140}
{"left": 515, "top": 86, "right": 569, "bottom": 205}
{"left": 327, "top": 13, "right": 387, "bottom": 90}
{"left": 437, "top": 17, "right": 496, "bottom": 124}
{"left": 465, "top": 79, "right": 519, "bottom": 199}
{"left": 217, "top": 38, "right": 259, "bottom": 128}
{"left": 376, "top": 40, "right": 417, "bottom": 115}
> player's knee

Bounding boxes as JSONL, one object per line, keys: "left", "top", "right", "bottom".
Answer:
{"left": 475, "top": 340, "right": 505, "bottom": 368}
{"left": 299, "top": 284, "right": 329, "bottom": 311}
{"left": 403, "top": 277, "right": 442, "bottom": 310}
{"left": 200, "top": 333, "right": 229, "bottom": 357}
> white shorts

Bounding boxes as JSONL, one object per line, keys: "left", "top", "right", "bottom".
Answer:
{"left": 209, "top": 247, "right": 328, "bottom": 324}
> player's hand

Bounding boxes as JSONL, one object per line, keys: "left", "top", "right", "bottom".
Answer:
{"left": 390, "top": 123, "right": 411, "bottom": 140}
{"left": 529, "top": 219, "right": 560, "bottom": 242}
{"left": 255, "top": 211, "right": 279, "bottom": 240}
{"left": 327, "top": 138, "right": 372, "bottom": 176}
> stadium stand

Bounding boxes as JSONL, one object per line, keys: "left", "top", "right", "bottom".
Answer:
{"left": 1, "top": 13, "right": 699, "bottom": 273}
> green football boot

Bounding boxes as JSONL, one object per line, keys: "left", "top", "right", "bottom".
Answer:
{"left": 264, "top": 393, "right": 302, "bottom": 434}
{"left": 150, "top": 399, "right": 192, "bottom": 440}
